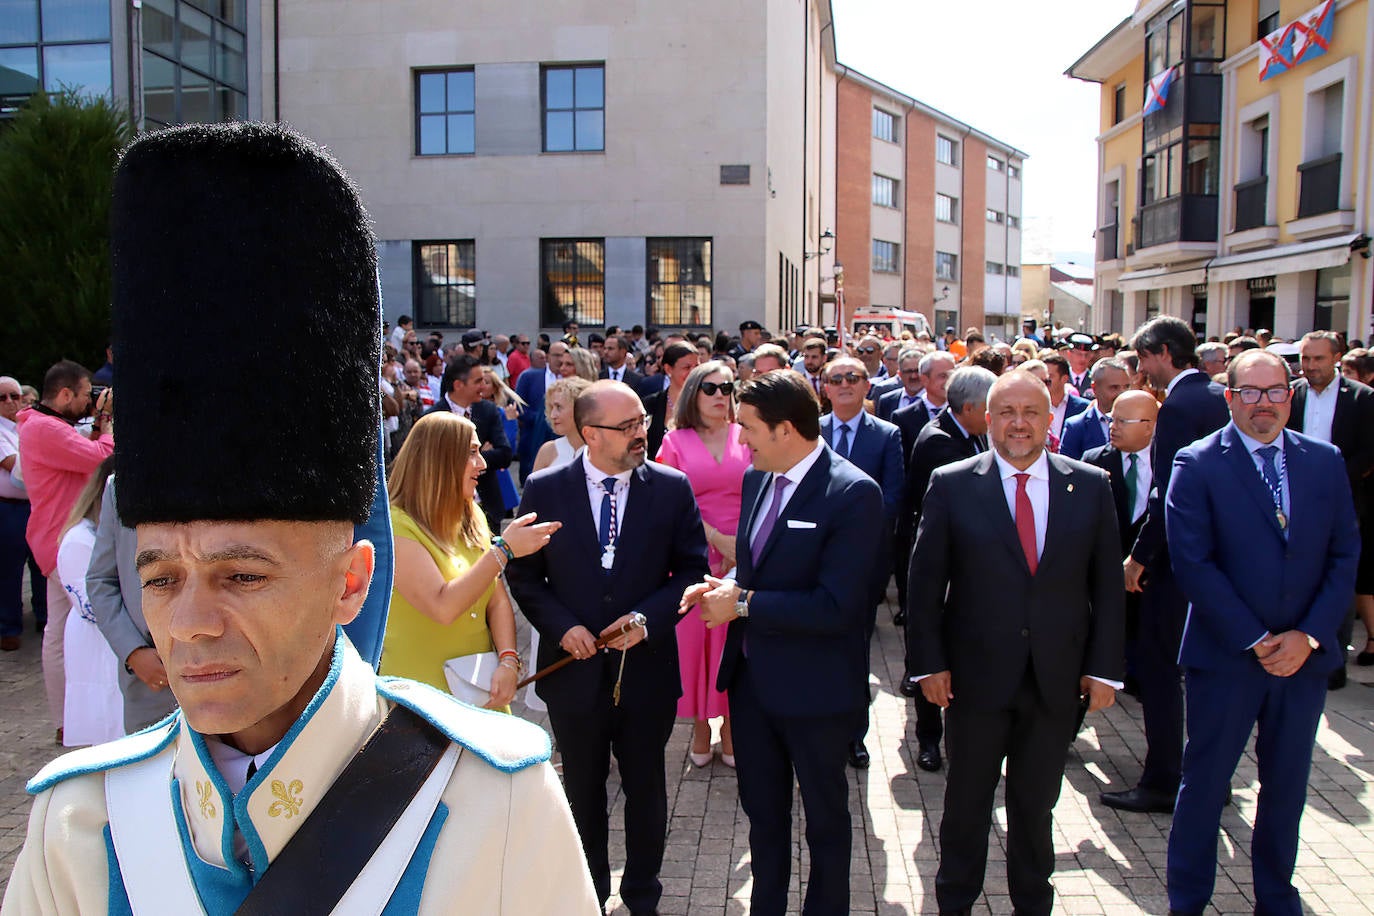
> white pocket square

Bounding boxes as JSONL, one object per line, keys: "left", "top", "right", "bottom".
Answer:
{"left": 786, "top": 519, "right": 817, "bottom": 529}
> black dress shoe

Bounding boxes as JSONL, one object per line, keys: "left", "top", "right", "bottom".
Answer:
{"left": 848, "top": 740, "right": 870, "bottom": 769}
{"left": 1100, "top": 786, "right": 1175, "bottom": 813}
{"left": 916, "top": 743, "right": 942, "bottom": 772}
{"left": 1329, "top": 667, "right": 1348, "bottom": 690}
{"left": 1357, "top": 648, "right": 1374, "bottom": 666}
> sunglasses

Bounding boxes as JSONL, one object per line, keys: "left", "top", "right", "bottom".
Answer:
{"left": 0, "top": 393, "right": 21, "bottom": 402}
{"left": 700, "top": 381, "right": 735, "bottom": 396}
{"left": 856, "top": 347, "right": 878, "bottom": 355}
{"left": 826, "top": 372, "right": 867, "bottom": 386}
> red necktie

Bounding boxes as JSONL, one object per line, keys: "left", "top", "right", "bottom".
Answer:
{"left": 1014, "top": 472, "right": 1038, "bottom": 575}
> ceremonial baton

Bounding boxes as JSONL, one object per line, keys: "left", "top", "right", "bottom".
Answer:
{"left": 516, "top": 612, "right": 647, "bottom": 689}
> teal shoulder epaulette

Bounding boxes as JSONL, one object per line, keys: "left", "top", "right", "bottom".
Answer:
{"left": 375, "top": 677, "right": 551, "bottom": 773}
{"left": 27, "top": 712, "right": 180, "bottom": 795}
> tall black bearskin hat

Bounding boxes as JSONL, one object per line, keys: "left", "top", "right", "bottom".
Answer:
{"left": 110, "top": 122, "right": 379, "bottom": 527}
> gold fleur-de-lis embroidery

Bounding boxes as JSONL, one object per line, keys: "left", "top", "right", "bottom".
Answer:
{"left": 267, "top": 778, "right": 304, "bottom": 819}
{"left": 195, "top": 780, "right": 217, "bottom": 819}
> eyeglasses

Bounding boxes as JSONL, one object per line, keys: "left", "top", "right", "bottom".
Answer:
{"left": 826, "top": 372, "right": 867, "bottom": 386}
{"left": 1228, "top": 385, "right": 1291, "bottom": 405}
{"left": 856, "top": 347, "right": 878, "bottom": 355}
{"left": 0, "top": 393, "right": 21, "bottom": 402}
{"left": 700, "top": 381, "right": 735, "bottom": 396}
{"left": 899, "top": 368, "right": 923, "bottom": 377}
{"left": 588, "top": 415, "right": 651, "bottom": 435}
{"left": 1106, "top": 416, "right": 1152, "bottom": 425}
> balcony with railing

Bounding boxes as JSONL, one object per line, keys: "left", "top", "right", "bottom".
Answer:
{"left": 1096, "top": 223, "right": 1119, "bottom": 262}
{"left": 1233, "top": 176, "right": 1268, "bottom": 232}
{"left": 1134, "top": 194, "right": 1218, "bottom": 252}
{"left": 1297, "top": 153, "right": 1342, "bottom": 218}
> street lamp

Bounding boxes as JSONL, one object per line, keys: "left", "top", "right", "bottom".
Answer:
{"left": 805, "top": 228, "right": 835, "bottom": 261}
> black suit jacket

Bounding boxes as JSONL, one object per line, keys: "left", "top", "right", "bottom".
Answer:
{"left": 899, "top": 408, "right": 980, "bottom": 538}
{"left": 599, "top": 365, "right": 646, "bottom": 396}
{"left": 1130, "top": 371, "right": 1228, "bottom": 570}
{"left": 906, "top": 451, "right": 1125, "bottom": 712}
{"left": 1082, "top": 443, "right": 1148, "bottom": 558}
{"left": 717, "top": 447, "right": 884, "bottom": 717}
{"left": 891, "top": 400, "right": 934, "bottom": 471}
{"left": 1287, "top": 375, "right": 1374, "bottom": 514}
{"left": 507, "top": 456, "right": 709, "bottom": 712}
{"left": 642, "top": 388, "right": 671, "bottom": 460}
{"left": 424, "top": 398, "right": 513, "bottom": 513}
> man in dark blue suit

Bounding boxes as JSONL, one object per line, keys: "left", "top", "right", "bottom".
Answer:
{"left": 1060, "top": 357, "right": 1130, "bottom": 460}
{"left": 818, "top": 355, "right": 903, "bottom": 767}
{"left": 1040, "top": 352, "right": 1090, "bottom": 446}
{"left": 508, "top": 381, "right": 709, "bottom": 915}
{"left": 425, "top": 353, "right": 513, "bottom": 534}
{"left": 875, "top": 347, "right": 923, "bottom": 421}
{"left": 681, "top": 370, "right": 882, "bottom": 916}
{"left": 513, "top": 341, "right": 565, "bottom": 482}
{"left": 1165, "top": 350, "right": 1358, "bottom": 916}
{"left": 1105, "top": 316, "right": 1230, "bottom": 814}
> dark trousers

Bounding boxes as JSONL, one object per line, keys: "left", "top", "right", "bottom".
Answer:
{"left": 547, "top": 694, "right": 675, "bottom": 914}
{"left": 914, "top": 694, "right": 944, "bottom": 748}
{"left": 730, "top": 661, "right": 858, "bottom": 916}
{"left": 937, "top": 667, "right": 1078, "bottom": 916}
{"left": 0, "top": 501, "right": 28, "bottom": 637}
{"left": 1167, "top": 666, "right": 1325, "bottom": 916}
{"left": 1134, "top": 569, "right": 1187, "bottom": 793}
{"left": 27, "top": 548, "right": 45, "bottom": 627}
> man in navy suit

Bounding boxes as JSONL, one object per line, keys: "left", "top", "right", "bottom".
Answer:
{"left": 597, "top": 333, "right": 646, "bottom": 394}
{"left": 1060, "top": 357, "right": 1130, "bottom": 461}
{"left": 876, "top": 347, "right": 926, "bottom": 421}
{"left": 513, "top": 341, "right": 566, "bottom": 482}
{"left": 819, "top": 356, "right": 903, "bottom": 767}
{"left": 1040, "top": 352, "right": 1090, "bottom": 445}
{"left": 891, "top": 351, "right": 956, "bottom": 461}
{"left": 1165, "top": 350, "right": 1358, "bottom": 916}
{"left": 425, "top": 353, "right": 513, "bottom": 534}
{"left": 508, "top": 381, "right": 709, "bottom": 915}
{"left": 1107, "top": 316, "right": 1229, "bottom": 814}
{"left": 682, "top": 370, "right": 882, "bottom": 916}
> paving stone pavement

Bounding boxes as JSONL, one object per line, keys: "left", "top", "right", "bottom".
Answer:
{"left": 3, "top": 578, "right": 1374, "bottom": 914}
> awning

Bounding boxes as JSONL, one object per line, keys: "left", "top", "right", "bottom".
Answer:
{"left": 1116, "top": 265, "right": 1209, "bottom": 292}
{"left": 1207, "top": 233, "right": 1362, "bottom": 283}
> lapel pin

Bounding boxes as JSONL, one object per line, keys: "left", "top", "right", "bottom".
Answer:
{"left": 1067, "top": 483, "right": 1074, "bottom": 492}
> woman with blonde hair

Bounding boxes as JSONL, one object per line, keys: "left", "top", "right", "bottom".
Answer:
{"left": 531, "top": 376, "right": 592, "bottom": 474}
{"left": 384, "top": 412, "right": 560, "bottom": 707}
{"left": 562, "top": 346, "right": 599, "bottom": 382}
{"left": 58, "top": 456, "right": 123, "bottom": 746}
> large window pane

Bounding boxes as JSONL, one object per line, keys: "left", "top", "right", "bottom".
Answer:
{"left": 0, "top": 0, "right": 38, "bottom": 43}
{"left": 543, "top": 64, "right": 604, "bottom": 152}
{"left": 415, "top": 68, "right": 475, "bottom": 155}
{"left": 647, "top": 238, "right": 712, "bottom": 326}
{"left": 574, "top": 109, "right": 603, "bottom": 151}
{"left": 545, "top": 68, "right": 572, "bottom": 109}
{"left": 418, "top": 71, "right": 445, "bottom": 113}
{"left": 178, "top": 4, "right": 213, "bottom": 75}
{"left": 545, "top": 111, "right": 573, "bottom": 151}
{"left": 446, "top": 70, "right": 473, "bottom": 111}
{"left": 541, "top": 239, "right": 605, "bottom": 326}
{"left": 218, "top": 26, "right": 245, "bottom": 87}
{"left": 574, "top": 66, "right": 602, "bottom": 107}
{"left": 418, "top": 115, "right": 446, "bottom": 155}
{"left": 42, "top": 42, "right": 109, "bottom": 95}
{"left": 446, "top": 113, "right": 474, "bottom": 155}
{"left": 142, "top": 0, "right": 175, "bottom": 57}
{"left": 179, "top": 66, "right": 210, "bottom": 122}
{"left": 414, "top": 241, "right": 476, "bottom": 327}
{"left": 141, "top": 50, "right": 175, "bottom": 123}
{"left": 40, "top": 0, "right": 109, "bottom": 42}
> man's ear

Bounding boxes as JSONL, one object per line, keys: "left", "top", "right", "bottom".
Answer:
{"left": 335, "top": 540, "right": 375, "bottom": 626}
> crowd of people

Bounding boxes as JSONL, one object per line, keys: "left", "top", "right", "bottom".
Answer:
{"left": 3, "top": 118, "right": 1370, "bottom": 916}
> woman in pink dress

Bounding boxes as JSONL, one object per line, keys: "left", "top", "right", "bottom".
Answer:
{"left": 657, "top": 360, "right": 751, "bottom": 767}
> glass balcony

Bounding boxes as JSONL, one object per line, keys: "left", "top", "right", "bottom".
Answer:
{"left": 1233, "top": 176, "right": 1268, "bottom": 232}
{"left": 1136, "top": 194, "right": 1218, "bottom": 250}
{"left": 1097, "top": 223, "right": 1119, "bottom": 261}
{"left": 1297, "top": 153, "right": 1342, "bottom": 218}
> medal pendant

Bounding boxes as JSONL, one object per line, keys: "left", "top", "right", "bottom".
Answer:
{"left": 1276, "top": 509, "right": 1287, "bottom": 530}
{"left": 602, "top": 546, "right": 615, "bottom": 570}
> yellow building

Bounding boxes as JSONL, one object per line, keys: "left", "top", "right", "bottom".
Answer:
{"left": 1069, "top": 0, "right": 1373, "bottom": 342}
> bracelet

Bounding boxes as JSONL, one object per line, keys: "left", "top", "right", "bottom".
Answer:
{"left": 498, "top": 658, "right": 522, "bottom": 673}
{"left": 489, "top": 546, "right": 508, "bottom": 571}
{"left": 498, "top": 649, "right": 520, "bottom": 662}
{"left": 491, "top": 536, "right": 515, "bottom": 563}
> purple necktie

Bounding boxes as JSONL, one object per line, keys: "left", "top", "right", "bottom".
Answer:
{"left": 751, "top": 476, "right": 791, "bottom": 567}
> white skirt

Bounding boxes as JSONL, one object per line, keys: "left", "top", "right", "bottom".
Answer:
{"left": 63, "top": 612, "right": 125, "bottom": 747}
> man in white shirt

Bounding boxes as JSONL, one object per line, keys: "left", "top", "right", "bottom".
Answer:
{"left": 0, "top": 376, "right": 28, "bottom": 650}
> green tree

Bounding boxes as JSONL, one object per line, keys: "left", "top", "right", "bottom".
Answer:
{"left": 0, "top": 89, "right": 130, "bottom": 387}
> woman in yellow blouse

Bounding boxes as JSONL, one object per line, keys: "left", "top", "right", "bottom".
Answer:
{"left": 383, "top": 412, "right": 561, "bottom": 707}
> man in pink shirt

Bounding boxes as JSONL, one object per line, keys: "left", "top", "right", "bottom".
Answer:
{"left": 18, "top": 360, "right": 113, "bottom": 740}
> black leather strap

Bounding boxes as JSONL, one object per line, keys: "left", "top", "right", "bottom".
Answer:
{"left": 235, "top": 704, "right": 450, "bottom": 916}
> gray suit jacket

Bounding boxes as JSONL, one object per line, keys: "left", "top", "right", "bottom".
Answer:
{"left": 87, "top": 478, "right": 177, "bottom": 732}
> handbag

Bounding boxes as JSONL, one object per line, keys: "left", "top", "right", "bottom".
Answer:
{"left": 444, "top": 651, "right": 499, "bottom": 706}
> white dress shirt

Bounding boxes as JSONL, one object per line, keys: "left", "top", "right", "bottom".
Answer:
{"left": 1302, "top": 381, "right": 1339, "bottom": 444}
{"left": 748, "top": 440, "right": 825, "bottom": 545}
{"left": 993, "top": 450, "right": 1050, "bottom": 561}
{"left": 584, "top": 459, "right": 632, "bottom": 539}
{"left": 1119, "top": 446, "right": 1152, "bottom": 523}
{"left": 1049, "top": 396, "right": 1069, "bottom": 439}
{"left": 444, "top": 394, "right": 472, "bottom": 417}
{"left": 605, "top": 365, "right": 629, "bottom": 383}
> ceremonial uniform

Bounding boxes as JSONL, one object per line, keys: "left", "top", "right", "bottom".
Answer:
{"left": 3, "top": 633, "right": 597, "bottom": 915}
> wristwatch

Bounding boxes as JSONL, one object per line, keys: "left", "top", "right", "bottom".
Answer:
{"left": 1306, "top": 633, "right": 1320, "bottom": 650}
{"left": 734, "top": 589, "right": 752, "bottom": 618}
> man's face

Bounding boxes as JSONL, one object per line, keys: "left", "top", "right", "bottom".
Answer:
{"left": 583, "top": 390, "right": 648, "bottom": 472}
{"left": 1046, "top": 364, "right": 1068, "bottom": 401}
{"left": 854, "top": 339, "right": 882, "bottom": 374}
{"left": 987, "top": 375, "right": 1051, "bottom": 465}
{"left": 922, "top": 355, "right": 956, "bottom": 406}
{"left": 742, "top": 328, "right": 763, "bottom": 350}
{"left": 802, "top": 346, "right": 826, "bottom": 374}
{"left": 603, "top": 338, "right": 625, "bottom": 367}
{"left": 1092, "top": 368, "right": 1130, "bottom": 414}
{"left": 881, "top": 347, "right": 901, "bottom": 378}
{"left": 1226, "top": 355, "right": 1292, "bottom": 442}
{"left": 548, "top": 342, "right": 568, "bottom": 366}
{"left": 823, "top": 360, "right": 869, "bottom": 417}
{"left": 565, "top": 323, "right": 579, "bottom": 338}
{"left": 668, "top": 353, "right": 700, "bottom": 388}
{"left": 1299, "top": 338, "right": 1340, "bottom": 391}
{"left": 753, "top": 355, "right": 785, "bottom": 374}
{"left": 1136, "top": 348, "right": 1173, "bottom": 388}
{"left": 136, "top": 520, "right": 368, "bottom": 744}
{"left": 737, "top": 402, "right": 788, "bottom": 472}
{"left": 451, "top": 366, "right": 484, "bottom": 403}
{"left": 403, "top": 361, "right": 422, "bottom": 387}
{"left": 530, "top": 347, "right": 548, "bottom": 370}
{"left": 957, "top": 400, "right": 989, "bottom": 437}
{"left": 1067, "top": 348, "right": 1093, "bottom": 375}
{"left": 1107, "top": 391, "right": 1157, "bottom": 453}
{"left": 590, "top": 339, "right": 604, "bottom": 357}
{"left": 898, "top": 357, "right": 924, "bottom": 396}
{"left": 57, "top": 377, "right": 93, "bottom": 420}
{"left": 0, "top": 380, "right": 21, "bottom": 422}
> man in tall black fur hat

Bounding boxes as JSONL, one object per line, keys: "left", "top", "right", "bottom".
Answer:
{"left": 2, "top": 122, "right": 596, "bottom": 915}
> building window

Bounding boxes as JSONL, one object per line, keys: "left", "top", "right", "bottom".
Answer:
{"left": 1113, "top": 82, "right": 1127, "bottom": 124}
{"left": 1145, "top": 289, "right": 1162, "bottom": 319}
{"left": 413, "top": 241, "right": 476, "bottom": 328}
{"left": 872, "top": 239, "right": 900, "bottom": 274}
{"left": 1006, "top": 265, "right": 1020, "bottom": 277}
{"left": 541, "top": 239, "right": 605, "bottom": 326}
{"left": 872, "top": 173, "right": 898, "bottom": 208}
{"left": 936, "top": 134, "right": 957, "bottom": 165}
{"left": 1257, "top": 0, "right": 1280, "bottom": 39}
{"left": 0, "top": 0, "right": 115, "bottom": 112}
{"left": 986, "top": 209, "right": 1004, "bottom": 224}
{"left": 872, "top": 107, "right": 897, "bottom": 143}
{"left": 542, "top": 64, "right": 604, "bottom": 152}
{"left": 138, "top": 0, "right": 249, "bottom": 127}
{"left": 935, "top": 193, "right": 956, "bottom": 223}
{"left": 1008, "top": 163, "right": 1020, "bottom": 180}
{"left": 415, "top": 68, "right": 474, "bottom": 155}
{"left": 647, "top": 238, "right": 712, "bottom": 327}
{"left": 987, "top": 155, "right": 1004, "bottom": 172}
{"left": 1007, "top": 214, "right": 1021, "bottom": 229}
{"left": 986, "top": 261, "right": 1004, "bottom": 275}
{"left": 935, "top": 251, "right": 958, "bottom": 281}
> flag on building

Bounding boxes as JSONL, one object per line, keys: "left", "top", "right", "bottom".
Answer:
{"left": 1291, "top": 0, "right": 1335, "bottom": 67}
{"left": 1143, "top": 66, "right": 1177, "bottom": 116}
{"left": 1259, "top": 23, "right": 1294, "bottom": 81}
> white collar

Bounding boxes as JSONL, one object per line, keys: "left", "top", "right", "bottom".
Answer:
{"left": 832, "top": 411, "right": 862, "bottom": 432}
{"left": 774, "top": 439, "right": 827, "bottom": 486}
{"left": 993, "top": 448, "right": 1050, "bottom": 483}
{"left": 1165, "top": 367, "right": 1200, "bottom": 396}
{"left": 444, "top": 394, "right": 472, "bottom": 414}
{"left": 0, "top": 414, "right": 14, "bottom": 434}
{"left": 1234, "top": 424, "right": 1285, "bottom": 457}
{"left": 584, "top": 458, "right": 634, "bottom": 487}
